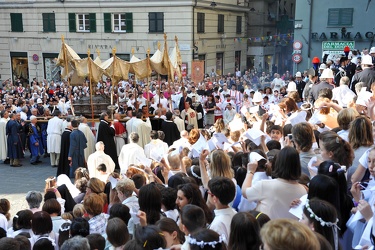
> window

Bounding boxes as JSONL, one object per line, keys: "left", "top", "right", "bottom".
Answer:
{"left": 197, "top": 12, "right": 205, "bottom": 33}
{"left": 43, "top": 13, "right": 56, "bottom": 32}
{"left": 110, "top": 53, "right": 130, "bottom": 61}
{"left": 68, "top": 13, "right": 96, "bottom": 32}
{"left": 327, "top": 8, "right": 353, "bottom": 26}
{"left": 235, "top": 51, "right": 241, "bottom": 69}
{"left": 236, "top": 16, "right": 242, "bottom": 34}
{"left": 104, "top": 13, "right": 133, "bottom": 33}
{"left": 149, "top": 12, "right": 164, "bottom": 33}
{"left": 10, "top": 13, "right": 23, "bottom": 32}
{"left": 218, "top": 14, "right": 224, "bottom": 33}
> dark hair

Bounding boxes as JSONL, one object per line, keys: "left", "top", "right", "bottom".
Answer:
{"left": 178, "top": 183, "right": 213, "bottom": 223}
{"left": 303, "top": 198, "right": 338, "bottom": 249}
{"left": 318, "top": 160, "right": 352, "bottom": 235}
{"left": 86, "top": 233, "right": 105, "bottom": 250}
{"left": 58, "top": 222, "right": 71, "bottom": 247}
{"left": 155, "top": 218, "right": 185, "bottom": 244}
{"left": 248, "top": 211, "right": 271, "bottom": 228}
{"left": 0, "top": 228, "right": 6, "bottom": 239}
{"left": 31, "top": 211, "right": 52, "bottom": 235}
{"left": 132, "top": 174, "right": 146, "bottom": 189}
{"left": 14, "top": 235, "right": 31, "bottom": 250}
{"left": 272, "top": 146, "right": 301, "bottom": 180}
{"left": 42, "top": 198, "right": 61, "bottom": 216}
{"left": 190, "top": 229, "right": 227, "bottom": 250}
{"left": 292, "top": 122, "right": 313, "bottom": 152}
{"left": 123, "top": 239, "right": 143, "bottom": 250}
{"left": 134, "top": 225, "right": 166, "bottom": 250}
{"left": 180, "top": 204, "right": 206, "bottom": 233}
{"left": 96, "top": 163, "right": 106, "bottom": 173}
{"left": 0, "top": 237, "right": 20, "bottom": 250}
{"left": 160, "top": 187, "right": 177, "bottom": 211}
{"left": 150, "top": 130, "right": 159, "bottom": 140}
{"left": 71, "top": 119, "right": 79, "bottom": 128}
{"left": 70, "top": 217, "right": 90, "bottom": 237}
{"left": 13, "top": 210, "right": 33, "bottom": 231}
{"left": 106, "top": 218, "right": 129, "bottom": 247}
{"left": 319, "top": 131, "right": 354, "bottom": 167}
{"left": 108, "top": 203, "right": 131, "bottom": 225}
{"left": 208, "top": 177, "right": 235, "bottom": 205}
{"left": 228, "top": 212, "right": 261, "bottom": 250}
{"left": 166, "top": 111, "right": 173, "bottom": 120}
{"left": 86, "top": 234, "right": 105, "bottom": 250}
{"left": 348, "top": 116, "right": 374, "bottom": 150}
{"left": 186, "top": 165, "right": 202, "bottom": 186}
{"left": 318, "top": 88, "right": 333, "bottom": 100}
{"left": 270, "top": 125, "right": 283, "bottom": 134}
{"left": 33, "top": 238, "right": 54, "bottom": 250}
{"left": 138, "top": 184, "right": 162, "bottom": 225}
{"left": 266, "top": 140, "right": 281, "bottom": 150}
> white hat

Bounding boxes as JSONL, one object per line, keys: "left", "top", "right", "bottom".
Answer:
{"left": 287, "top": 81, "right": 297, "bottom": 92}
{"left": 252, "top": 92, "right": 263, "bottom": 103}
{"left": 30, "top": 115, "right": 37, "bottom": 121}
{"left": 319, "top": 64, "right": 327, "bottom": 70}
{"left": 295, "top": 72, "right": 302, "bottom": 77}
{"left": 37, "top": 98, "right": 43, "bottom": 104}
{"left": 370, "top": 47, "right": 375, "bottom": 54}
{"left": 362, "top": 55, "right": 373, "bottom": 65}
{"left": 320, "top": 69, "right": 334, "bottom": 79}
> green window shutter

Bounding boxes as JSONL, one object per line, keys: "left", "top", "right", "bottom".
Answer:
{"left": 89, "top": 13, "right": 96, "bottom": 32}
{"left": 68, "top": 13, "right": 76, "bottom": 32}
{"left": 10, "top": 13, "right": 23, "bottom": 32}
{"left": 43, "top": 13, "right": 56, "bottom": 32}
{"left": 104, "top": 13, "right": 111, "bottom": 33}
{"left": 125, "top": 13, "right": 133, "bottom": 33}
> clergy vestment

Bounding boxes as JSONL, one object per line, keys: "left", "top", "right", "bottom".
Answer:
{"left": 131, "top": 118, "right": 152, "bottom": 148}
{"left": 0, "top": 117, "right": 8, "bottom": 161}
{"left": 68, "top": 129, "right": 87, "bottom": 177}
{"left": 97, "top": 120, "right": 119, "bottom": 169}
{"left": 118, "top": 142, "right": 146, "bottom": 173}
{"left": 47, "top": 116, "right": 64, "bottom": 153}
{"left": 180, "top": 108, "right": 198, "bottom": 129}
{"left": 78, "top": 123, "right": 96, "bottom": 162}
{"left": 126, "top": 117, "right": 136, "bottom": 135}
{"left": 57, "top": 128, "right": 71, "bottom": 177}
{"left": 173, "top": 116, "right": 185, "bottom": 132}
{"left": 113, "top": 120, "right": 127, "bottom": 156}
{"left": 160, "top": 120, "right": 180, "bottom": 146}
{"left": 87, "top": 150, "right": 115, "bottom": 181}
{"left": 144, "top": 139, "right": 168, "bottom": 158}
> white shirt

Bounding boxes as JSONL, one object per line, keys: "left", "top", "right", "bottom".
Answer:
{"left": 332, "top": 85, "right": 356, "bottom": 107}
{"left": 87, "top": 150, "right": 116, "bottom": 180}
{"left": 209, "top": 207, "right": 237, "bottom": 244}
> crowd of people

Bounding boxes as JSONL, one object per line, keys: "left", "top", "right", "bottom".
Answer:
{"left": 2, "top": 47, "right": 375, "bottom": 250}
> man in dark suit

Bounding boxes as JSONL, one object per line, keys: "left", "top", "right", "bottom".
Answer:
{"left": 295, "top": 71, "right": 306, "bottom": 100}
{"left": 160, "top": 111, "right": 180, "bottom": 146}
{"left": 350, "top": 55, "right": 375, "bottom": 92}
{"left": 97, "top": 112, "right": 119, "bottom": 170}
{"left": 178, "top": 88, "right": 192, "bottom": 112}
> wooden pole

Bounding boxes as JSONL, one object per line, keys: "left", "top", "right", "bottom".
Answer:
{"left": 111, "top": 48, "right": 117, "bottom": 120}
{"left": 87, "top": 49, "right": 94, "bottom": 120}
{"left": 61, "top": 35, "right": 75, "bottom": 116}
{"left": 146, "top": 48, "right": 151, "bottom": 118}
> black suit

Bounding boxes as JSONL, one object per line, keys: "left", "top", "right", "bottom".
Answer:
{"left": 350, "top": 68, "right": 375, "bottom": 92}
{"left": 160, "top": 120, "right": 180, "bottom": 146}
{"left": 97, "top": 120, "right": 119, "bottom": 169}
{"left": 179, "top": 96, "right": 192, "bottom": 112}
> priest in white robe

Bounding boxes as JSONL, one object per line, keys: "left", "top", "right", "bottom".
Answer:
{"left": 144, "top": 130, "right": 169, "bottom": 158}
{"left": 87, "top": 141, "right": 115, "bottom": 180}
{"left": 47, "top": 110, "right": 64, "bottom": 168}
{"left": 79, "top": 116, "right": 96, "bottom": 162}
{"left": 130, "top": 113, "right": 152, "bottom": 148}
{"left": 0, "top": 110, "right": 9, "bottom": 162}
{"left": 126, "top": 112, "right": 137, "bottom": 135}
{"left": 118, "top": 132, "right": 146, "bottom": 174}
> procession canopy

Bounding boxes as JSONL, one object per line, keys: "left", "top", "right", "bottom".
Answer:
{"left": 129, "top": 54, "right": 152, "bottom": 79}
{"left": 56, "top": 34, "right": 183, "bottom": 83}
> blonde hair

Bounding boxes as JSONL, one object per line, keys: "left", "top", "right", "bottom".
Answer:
{"left": 209, "top": 150, "right": 234, "bottom": 179}
{"left": 260, "top": 219, "right": 320, "bottom": 250}
{"left": 73, "top": 204, "right": 86, "bottom": 218}
{"left": 115, "top": 179, "right": 135, "bottom": 198}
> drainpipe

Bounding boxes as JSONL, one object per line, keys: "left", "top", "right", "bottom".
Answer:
{"left": 193, "top": 0, "right": 197, "bottom": 60}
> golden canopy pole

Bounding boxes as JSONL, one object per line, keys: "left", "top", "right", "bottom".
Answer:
{"left": 110, "top": 47, "right": 117, "bottom": 120}
{"left": 146, "top": 48, "right": 151, "bottom": 118}
{"left": 131, "top": 48, "right": 139, "bottom": 112}
{"left": 61, "top": 35, "right": 75, "bottom": 116}
{"left": 87, "top": 49, "right": 94, "bottom": 120}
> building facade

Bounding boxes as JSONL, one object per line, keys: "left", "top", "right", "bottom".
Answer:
{"left": 0, "top": 0, "right": 248, "bottom": 83}
{"left": 246, "top": 0, "right": 295, "bottom": 74}
{"left": 294, "top": 0, "right": 375, "bottom": 72}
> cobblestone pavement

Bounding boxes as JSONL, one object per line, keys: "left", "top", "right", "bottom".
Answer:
{"left": 0, "top": 153, "right": 56, "bottom": 217}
